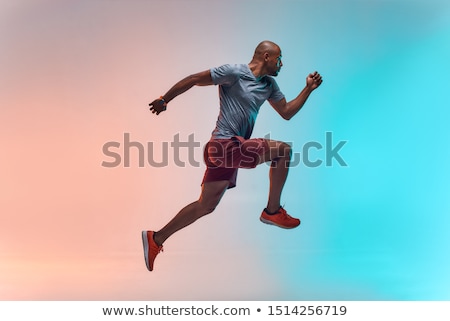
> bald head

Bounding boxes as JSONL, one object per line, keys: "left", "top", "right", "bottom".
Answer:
{"left": 249, "top": 40, "right": 283, "bottom": 77}
{"left": 252, "top": 41, "right": 281, "bottom": 61}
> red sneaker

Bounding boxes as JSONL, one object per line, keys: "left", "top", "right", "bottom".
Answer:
{"left": 142, "top": 231, "right": 163, "bottom": 271}
{"left": 260, "top": 207, "right": 300, "bottom": 229}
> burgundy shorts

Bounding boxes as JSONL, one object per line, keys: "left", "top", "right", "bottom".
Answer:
{"left": 201, "top": 136, "right": 270, "bottom": 189}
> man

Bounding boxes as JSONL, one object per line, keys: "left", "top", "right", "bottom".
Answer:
{"left": 143, "top": 40, "right": 322, "bottom": 271}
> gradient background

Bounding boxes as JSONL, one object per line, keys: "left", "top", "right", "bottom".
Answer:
{"left": 1, "top": 0, "right": 449, "bottom": 300}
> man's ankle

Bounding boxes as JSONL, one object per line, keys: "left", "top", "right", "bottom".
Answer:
{"left": 153, "top": 232, "right": 163, "bottom": 246}
{"left": 265, "top": 206, "right": 281, "bottom": 214}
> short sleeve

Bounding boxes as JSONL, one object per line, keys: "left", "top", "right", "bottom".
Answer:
{"left": 268, "top": 78, "right": 285, "bottom": 102}
{"left": 210, "top": 64, "right": 240, "bottom": 86}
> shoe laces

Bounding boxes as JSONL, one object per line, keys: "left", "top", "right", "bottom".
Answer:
{"left": 278, "top": 207, "right": 296, "bottom": 220}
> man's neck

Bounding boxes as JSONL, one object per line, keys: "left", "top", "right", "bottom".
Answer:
{"left": 248, "top": 61, "right": 266, "bottom": 81}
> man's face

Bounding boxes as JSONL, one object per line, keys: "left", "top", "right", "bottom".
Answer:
{"left": 269, "top": 50, "right": 283, "bottom": 76}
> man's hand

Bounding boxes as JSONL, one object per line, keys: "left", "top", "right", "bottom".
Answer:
{"left": 149, "top": 98, "right": 167, "bottom": 115}
{"left": 306, "top": 71, "right": 323, "bottom": 90}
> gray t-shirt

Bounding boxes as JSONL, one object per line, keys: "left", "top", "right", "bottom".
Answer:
{"left": 210, "top": 64, "right": 285, "bottom": 139}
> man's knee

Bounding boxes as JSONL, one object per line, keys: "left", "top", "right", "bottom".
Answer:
{"left": 271, "top": 141, "right": 291, "bottom": 160}
{"left": 279, "top": 142, "right": 292, "bottom": 158}
{"left": 198, "top": 181, "right": 228, "bottom": 215}
{"left": 198, "top": 198, "right": 220, "bottom": 215}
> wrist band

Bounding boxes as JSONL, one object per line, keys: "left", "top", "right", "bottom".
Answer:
{"left": 159, "top": 96, "right": 167, "bottom": 106}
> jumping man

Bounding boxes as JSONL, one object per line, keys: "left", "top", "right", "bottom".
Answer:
{"left": 143, "top": 40, "right": 323, "bottom": 271}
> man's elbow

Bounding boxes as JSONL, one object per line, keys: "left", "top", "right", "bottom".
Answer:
{"left": 280, "top": 111, "right": 293, "bottom": 121}
{"left": 186, "top": 74, "right": 201, "bottom": 86}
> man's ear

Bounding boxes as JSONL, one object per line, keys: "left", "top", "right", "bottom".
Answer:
{"left": 263, "top": 52, "right": 270, "bottom": 61}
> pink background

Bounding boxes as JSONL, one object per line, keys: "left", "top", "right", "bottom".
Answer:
{"left": 1, "top": 0, "right": 289, "bottom": 300}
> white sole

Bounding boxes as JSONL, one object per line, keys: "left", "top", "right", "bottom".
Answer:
{"left": 141, "top": 231, "right": 150, "bottom": 270}
{"left": 259, "top": 217, "right": 299, "bottom": 229}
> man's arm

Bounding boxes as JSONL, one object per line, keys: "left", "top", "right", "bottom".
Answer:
{"left": 270, "top": 71, "right": 323, "bottom": 120}
{"left": 149, "top": 69, "right": 213, "bottom": 115}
